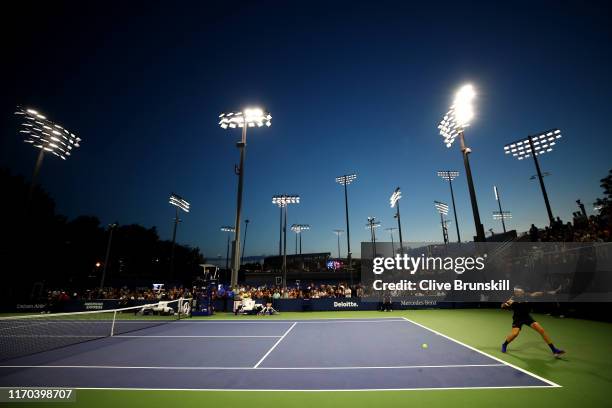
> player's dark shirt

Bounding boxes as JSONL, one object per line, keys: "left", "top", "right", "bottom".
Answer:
{"left": 511, "top": 301, "right": 531, "bottom": 318}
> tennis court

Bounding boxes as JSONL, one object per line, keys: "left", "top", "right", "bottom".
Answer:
{"left": 0, "top": 315, "right": 559, "bottom": 391}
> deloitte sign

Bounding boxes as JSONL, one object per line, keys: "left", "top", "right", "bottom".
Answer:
{"left": 333, "top": 301, "right": 359, "bottom": 308}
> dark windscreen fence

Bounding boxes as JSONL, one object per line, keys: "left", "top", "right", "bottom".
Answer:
{"left": 0, "top": 298, "right": 192, "bottom": 362}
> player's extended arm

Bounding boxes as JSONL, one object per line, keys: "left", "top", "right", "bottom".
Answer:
{"left": 501, "top": 298, "right": 514, "bottom": 309}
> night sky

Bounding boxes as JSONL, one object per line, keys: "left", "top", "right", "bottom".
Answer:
{"left": 2, "top": 1, "right": 611, "bottom": 260}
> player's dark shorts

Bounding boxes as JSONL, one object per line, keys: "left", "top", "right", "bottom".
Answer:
{"left": 512, "top": 314, "right": 535, "bottom": 328}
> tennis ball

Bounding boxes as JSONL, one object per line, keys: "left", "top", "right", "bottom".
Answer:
{"left": 422, "top": 343, "right": 428, "bottom": 349}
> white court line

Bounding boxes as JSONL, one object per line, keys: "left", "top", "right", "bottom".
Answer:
{"left": 115, "top": 335, "right": 280, "bottom": 338}
{"left": 164, "top": 318, "right": 406, "bottom": 324}
{"left": 253, "top": 322, "right": 297, "bottom": 368}
{"left": 401, "top": 317, "right": 561, "bottom": 388}
{"left": 0, "top": 363, "right": 505, "bottom": 370}
{"left": 1, "top": 335, "right": 102, "bottom": 338}
{"left": 0, "top": 385, "right": 559, "bottom": 392}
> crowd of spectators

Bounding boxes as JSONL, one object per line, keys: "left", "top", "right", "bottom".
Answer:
{"left": 526, "top": 213, "right": 610, "bottom": 243}
{"left": 212, "top": 283, "right": 365, "bottom": 301}
{"left": 42, "top": 287, "right": 190, "bottom": 306}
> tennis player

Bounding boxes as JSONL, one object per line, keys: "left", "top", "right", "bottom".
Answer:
{"left": 501, "top": 287, "right": 565, "bottom": 357}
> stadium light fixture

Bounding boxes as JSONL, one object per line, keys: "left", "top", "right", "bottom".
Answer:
{"left": 168, "top": 193, "right": 190, "bottom": 279}
{"left": 219, "top": 107, "right": 271, "bottom": 288}
{"left": 220, "top": 226, "right": 235, "bottom": 271}
{"left": 332, "top": 229, "right": 344, "bottom": 259}
{"left": 437, "top": 85, "right": 485, "bottom": 241}
{"left": 503, "top": 129, "right": 562, "bottom": 225}
{"left": 272, "top": 194, "right": 300, "bottom": 287}
{"left": 169, "top": 193, "right": 190, "bottom": 213}
{"left": 291, "top": 224, "right": 310, "bottom": 255}
{"left": 16, "top": 106, "right": 82, "bottom": 205}
{"left": 389, "top": 187, "right": 405, "bottom": 254}
{"left": 366, "top": 216, "right": 381, "bottom": 258}
{"left": 493, "top": 211, "right": 512, "bottom": 220}
{"left": 434, "top": 201, "right": 450, "bottom": 244}
{"left": 437, "top": 170, "right": 461, "bottom": 242}
{"left": 336, "top": 173, "right": 357, "bottom": 276}
{"left": 16, "top": 106, "right": 81, "bottom": 161}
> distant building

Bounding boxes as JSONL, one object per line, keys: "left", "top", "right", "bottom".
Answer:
{"left": 263, "top": 252, "right": 331, "bottom": 272}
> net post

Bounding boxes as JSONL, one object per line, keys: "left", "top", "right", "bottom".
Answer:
{"left": 110, "top": 310, "right": 117, "bottom": 336}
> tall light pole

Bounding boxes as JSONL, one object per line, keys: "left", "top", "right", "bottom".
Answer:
{"left": 503, "top": 129, "right": 562, "bottom": 226}
{"left": 389, "top": 187, "right": 404, "bottom": 254}
{"left": 220, "top": 226, "right": 235, "bottom": 271}
{"left": 291, "top": 224, "right": 310, "bottom": 255}
{"left": 241, "top": 219, "right": 250, "bottom": 266}
{"left": 219, "top": 108, "right": 272, "bottom": 288}
{"left": 15, "top": 107, "right": 82, "bottom": 207}
{"left": 332, "top": 229, "right": 344, "bottom": 259}
{"left": 336, "top": 173, "right": 357, "bottom": 270}
{"left": 168, "top": 193, "right": 190, "bottom": 279}
{"left": 276, "top": 204, "right": 283, "bottom": 256}
{"left": 100, "top": 222, "right": 118, "bottom": 290}
{"left": 385, "top": 227, "right": 398, "bottom": 255}
{"left": 366, "top": 217, "right": 381, "bottom": 258}
{"left": 437, "top": 170, "right": 461, "bottom": 242}
{"left": 438, "top": 84, "right": 485, "bottom": 242}
{"left": 434, "top": 201, "right": 450, "bottom": 244}
{"left": 272, "top": 195, "right": 300, "bottom": 288}
{"left": 493, "top": 185, "right": 510, "bottom": 233}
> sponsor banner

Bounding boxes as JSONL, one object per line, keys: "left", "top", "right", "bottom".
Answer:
{"left": 361, "top": 241, "right": 612, "bottom": 302}
{"left": 9, "top": 299, "right": 149, "bottom": 313}
{"left": 14, "top": 303, "right": 46, "bottom": 312}
{"left": 270, "top": 298, "right": 449, "bottom": 311}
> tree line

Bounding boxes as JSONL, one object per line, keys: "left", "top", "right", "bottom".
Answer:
{"left": 0, "top": 168, "right": 205, "bottom": 302}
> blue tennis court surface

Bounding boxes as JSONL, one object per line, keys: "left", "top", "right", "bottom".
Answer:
{"left": 0, "top": 317, "right": 560, "bottom": 391}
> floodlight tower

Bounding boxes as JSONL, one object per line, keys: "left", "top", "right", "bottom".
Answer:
{"left": 434, "top": 201, "right": 450, "bottom": 244}
{"left": 493, "top": 185, "right": 509, "bottom": 233}
{"left": 332, "top": 229, "right": 344, "bottom": 258}
{"left": 438, "top": 84, "right": 485, "bottom": 242}
{"left": 389, "top": 187, "right": 404, "bottom": 254}
{"left": 291, "top": 224, "right": 310, "bottom": 254}
{"left": 336, "top": 173, "right": 357, "bottom": 270}
{"left": 15, "top": 107, "right": 81, "bottom": 205}
{"left": 272, "top": 195, "right": 300, "bottom": 287}
{"left": 503, "top": 129, "right": 562, "bottom": 225}
{"left": 385, "top": 227, "right": 398, "bottom": 255}
{"left": 220, "top": 226, "right": 235, "bottom": 271}
{"left": 169, "top": 193, "right": 190, "bottom": 279}
{"left": 366, "top": 217, "right": 381, "bottom": 258}
{"left": 437, "top": 170, "right": 461, "bottom": 242}
{"left": 219, "top": 108, "right": 272, "bottom": 288}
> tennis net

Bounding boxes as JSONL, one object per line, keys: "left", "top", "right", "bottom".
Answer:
{"left": 0, "top": 298, "right": 192, "bottom": 361}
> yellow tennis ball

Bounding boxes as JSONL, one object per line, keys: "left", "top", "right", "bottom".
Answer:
{"left": 422, "top": 343, "right": 428, "bottom": 349}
